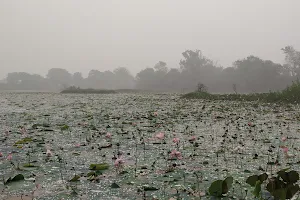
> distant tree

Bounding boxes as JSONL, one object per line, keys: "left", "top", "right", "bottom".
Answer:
{"left": 101, "top": 70, "right": 115, "bottom": 89}
{"left": 113, "top": 67, "right": 134, "bottom": 89}
{"left": 164, "top": 68, "right": 181, "bottom": 90}
{"left": 232, "top": 84, "right": 237, "bottom": 94}
{"left": 46, "top": 68, "right": 72, "bottom": 89}
{"left": 72, "top": 72, "right": 84, "bottom": 87}
{"left": 281, "top": 46, "right": 300, "bottom": 77}
{"left": 233, "top": 56, "right": 284, "bottom": 92}
{"left": 136, "top": 68, "right": 156, "bottom": 90}
{"left": 6, "top": 72, "right": 31, "bottom": 85}
{"left": 179, "top": 50, "right": 220, "bottom": 92}
{"left": 179, "top": 50, "right": 214, "bottom": 72}
{"left": 197, "top": 82, "right": 207, "bottom": 92}
{"left": 6, "top": 72, "right": 47, "bottom": 90}
{"left": 86, "top": 69, "right": 119, "bottom": 89}
{"left": 154, "top": 61, "right": 168, "bottom": 74}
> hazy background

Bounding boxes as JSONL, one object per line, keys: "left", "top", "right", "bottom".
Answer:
{"left": 1, "top": 0, "right": 300, "bottom": 79}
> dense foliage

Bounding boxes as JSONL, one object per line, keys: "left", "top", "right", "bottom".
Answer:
{"left": 1, "top": 46, "right": 300, "bottom": 93}
{"left": 183, "top": 80, "right": 300, "bottom": 104}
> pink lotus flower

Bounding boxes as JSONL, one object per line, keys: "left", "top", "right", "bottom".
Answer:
{"left": 114, "top": 157, "right": 125, "bottom": 167}
{"left": 46, "top": 149, "right": 53, "bottom": 157}
{"left": 153, "top": 112, "right": 158, "bottom": 116}
{"left": 170, "top": 150, "right": 183, "bottom": 160}
{"left": 7, "top": 153, "right": 12, "bottom": 161}
{"left": 281, "top": 146, "right": 288, "bottom": 153}
{"left": 75, "top": 143, "right": 81, "bottom": 147}
{"left": 281, "top": 137, "right": 287, "bottom": 142}
{"left": 5, "top": 130, "right": 9, "bottom": 136}
{"left": 189, "top": 136, "right": 196, "bottom": 142}
{"left": 36, "top": 183, "right": 41, "bottom": 189}
{"left": 21, "top": 127, "right": 27, "bottom": 135}
{"left": 106, "top": 132, "right": 112, "bottom": 139}
{"left": 79, "top": 122, "right": 88, "bottom": 126}
{"left": 0, "top": 152, "right": 3, "bottom": 157}
{"left": 172, "top": 138, "right": 180, "bottom": 144}
{"left": 155, "top": 132, "right": 164, "bottom": 140}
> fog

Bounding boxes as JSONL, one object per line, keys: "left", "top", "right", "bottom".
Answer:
{"left": 0, "top": 0, "right": 300, "bottom": 92}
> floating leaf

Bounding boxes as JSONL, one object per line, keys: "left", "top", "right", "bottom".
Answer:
{"left": 252, "top": 180, "right": 262, "bottom": 197}
{"left": 258, "top": 173, "right": 268, "bottom": 182}
{"left": 224, "top": 176, "right": 233, "bottom": 192}
{"left": 272, "top": 188, "right": 286, "bottom": 200}
{"left": 69, "top": 175, "right": 80, "bottom": 182}
{"left": 209, "top": 180, "right": 223, "bottom": 197}
{"left": 89, "top": 163, "right": 109, "bottom": 170}
{"left": 23, "top": 163, "right": 38, "bottom": 168}
{"left": 5, "top": 174, "right": 25, "bottom": 185}
{"left": 14, "top": 138, "right": 32, "bottom": 145}
{"left": 278, "top": 170, "right": 299, "bottom": 183}
{"left": 111, "top": 182, "right": 120, "bottom": 188}
{"left": 286, "top": 184, "right": 299, "bottom": 199}
{"left": 143, "top": 186, "right": 159, "bottom": 191}
{"left": 61, "top": 125, "right": 69, "bottom": 131}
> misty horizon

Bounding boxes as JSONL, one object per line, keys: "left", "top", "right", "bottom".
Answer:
{"left": 1, "top": 0, "right": 300, "bottom": 79}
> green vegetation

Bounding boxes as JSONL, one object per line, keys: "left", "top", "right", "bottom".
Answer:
{"left": 61, "top": 86, "right": 116, "bottom": 94}
{"left": 1, "top": 92, "right": 300, "bottom": 199}
{"left": 182, "top": 80, "right": 300, "bottom": 103}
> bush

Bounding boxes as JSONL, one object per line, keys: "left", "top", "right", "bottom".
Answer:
{"left": 182, "top": 80, "right": 300, "bottom": 104}
{"left": 61, "top": 86, "right": 116, "bottom": 94}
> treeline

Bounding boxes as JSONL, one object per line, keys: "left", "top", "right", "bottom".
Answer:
{"left": 0, "top": 45, "right": 299, "bottom": 93}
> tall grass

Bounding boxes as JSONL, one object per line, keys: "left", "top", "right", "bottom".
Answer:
{"left": 182, "top": 80, "right": 300, "bottom": 103}
{"left": 61, "top": 86, "right": 116, "bottom": 94}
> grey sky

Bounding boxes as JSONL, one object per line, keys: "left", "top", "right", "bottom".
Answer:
{"left": 0, "top": 0, "right": 299, "bottom": 79}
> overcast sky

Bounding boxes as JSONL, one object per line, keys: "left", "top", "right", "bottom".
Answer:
{"left": 0, "top": 0, "right": 299, "bottom": 79}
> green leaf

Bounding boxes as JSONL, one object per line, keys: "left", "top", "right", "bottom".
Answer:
{"left": 258, "top": 173, "right": 268, "bottom": 182}
{"left": 143, "top": 186, "right": 159, "bottom": 191}
{"left": 246, "top": 175, "right": 259, "bottom": 187}
{"left": 286, "top": 184, "right": 299, "bottom": 199}
{"left": 278, "top": 170, "right": 299, "bottom": 183}
{"left": 23, "top": 163, "right": 38, "bottom": 168}
{"left": 267, "top": 178, "right": 285, "bottom": 193}
{"left": 209, "top": 180, "right": 223, "bottom": 197}
{"left": 287, "top": 171, "right": 299, "bottom": 183}
{"left": 221, "top": 176, "right": 233, "bottom": 194}
{"left": 89, "top": 163, "right": 109, "bottom": 170}
{"left": 14, "top": 138, "right": 33, "bottom": 145}
{"left": 111, "top": 182, "right": 120, "bottom": 188}
{"left": 69, "top": 175, "right": 80, "bottom": 182}
{"left": 224, "top": 176, "right": 233, "bottom": 191}
{"left": 272, "top": 188, "right": 286, "bottom": 200}
{"left": 252, "top": 180, "right": 261, "bottom": 197}
{"left": 5, "top": 174, "right": 25, "bottom": 184}
{"left": 61, "top": 125, "right": 69, "bottom": 131}
{"left": 95, "top": 170, "right": 103, "bottom": 176}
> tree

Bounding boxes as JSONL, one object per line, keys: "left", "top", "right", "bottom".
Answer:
{"left": 6, "top": 72, "right": 48, "bottom": 90}
{"left": 136, "top": 68, "right": 156, "bottom": 90}
{"left": 154, "top": 61, "right": 168, "bottom": 74}
{"left": 73, "top": 72, "right": 84, "bottom": 87}
{"left": 164, "top": 68, "right": 181, "bottom": 90}
{"left": 179, "top": 50, "right": 220, "bottom": 92}
{"left": 197, "top": 82, "right": 207, "bottom": 92}
{"left": 179, "top": 50, "right": 214, "bottom": 72}
{"left": 113, "top": 67, "right": 134, "bottom": 89}
{"left": 46, "top": 68, "right": 72, "bottom": 89}
{"left": 281, "top": 46, "right": 300, "bottom": 77}
{"left": 233, "top": 56, "right": 284, "bottom": 92}
{"left": 86, "top": 70, "right": 115, "bottom": 89}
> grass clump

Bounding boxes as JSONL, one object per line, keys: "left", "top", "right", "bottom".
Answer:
{"left": 182, "top": 80, "right": 300, "bottom": 104}
{"left": 61, "top": 86, "right": 116, "bottom": 94}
